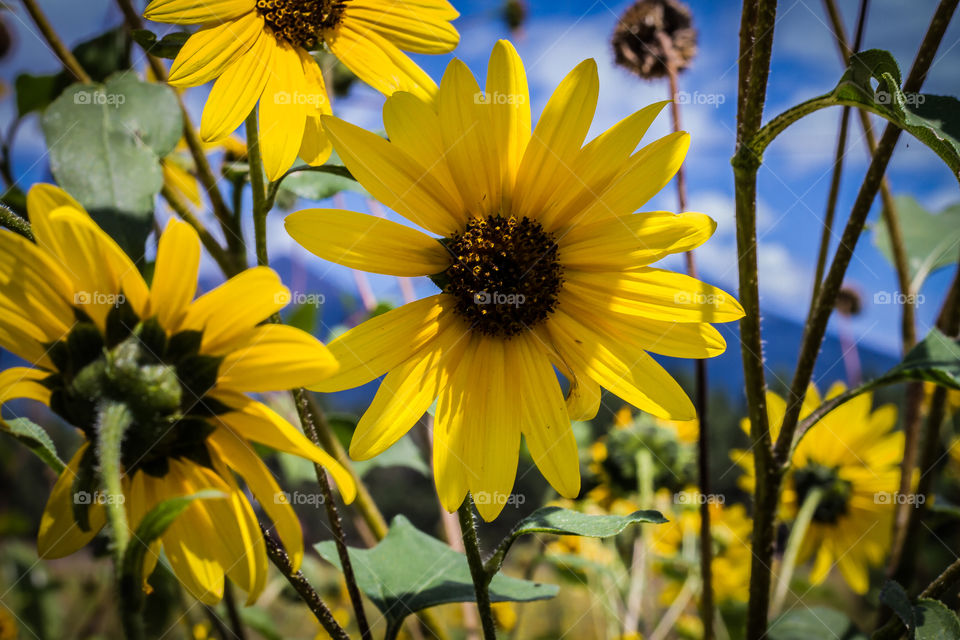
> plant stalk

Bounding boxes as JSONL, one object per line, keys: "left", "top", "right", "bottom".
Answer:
{"left": 771, "top": 488, "right": 823, "bottom": 615}
{"left": 0, "top": 203, "right": 33, "bottom": 240}
{"left": 21, "top": 0, "right": 91, "bottom": 83}
{"left": 458, "top": 496, "right": 497, "bottom": 640}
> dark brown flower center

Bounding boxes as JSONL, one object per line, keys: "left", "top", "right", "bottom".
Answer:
{"left": 255, "top": 0, "right": 346, "bottom": 50}
{"left": 442, "top": 215, "right": 564, "bottom": 337}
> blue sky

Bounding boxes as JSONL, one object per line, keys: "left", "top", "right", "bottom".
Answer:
{"left": 1, "top": 0, "right": 958, "bottom": 357}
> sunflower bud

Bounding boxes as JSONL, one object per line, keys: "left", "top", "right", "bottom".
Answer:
{"left": 611, "top": 0, "right": 698, "bottom": 80}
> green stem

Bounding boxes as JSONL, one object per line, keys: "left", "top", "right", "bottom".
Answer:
{"left": 0, "top": 203, "right": 33, "bottom": 240}
{"left": 95, "top": 400, "right": 143, "bottom": 640}
{"left": 458, "top": 496, "right": 497, "bottom": 640}
{"left": 771, "top": 488, "right": 823, "bottom": 615}
{"left": 244, "top": 112, "right": 270, "bottom": 267}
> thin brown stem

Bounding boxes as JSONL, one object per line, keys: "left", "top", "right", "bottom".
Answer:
{"left": 260, "top": 526, "right": 351, "bottom": 640}
{"left": 292, "top": 389, "right": 373, "bottom": 640}
{"left": 21, "top": 0, "right": 91, "bottom": 83}
{"left": 731, "top": 2, "right": 779, "bottom": 638}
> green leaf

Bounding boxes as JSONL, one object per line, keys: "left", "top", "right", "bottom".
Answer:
{"left": 314, "top": 515, "right": 557, "bottom": 629}
{"left": 15, "top": 73, "right": 60, "bottom": 116}
{"left": 131, "top": 29, "right": 190, "bottom": 60}
{"left": 915, "top": 598, "right": 960, "bottom": 640}
{"left": 880, "top": 580, "right": 915, "bottom": 630}
{"left": 872, "top": 328, "right": 960, "bottom": 390}
{"left": 0, "top": 417, "right": 65, "bottom": 473}
{"left": 72, "top": 27, "right": 131, "bottom": 83}
{"left": 352, "top": 434, "right": 429, "bottom": 477}
{"left": 874, "top": 196, "right": 960, "bottom": 289}
{"left": 832, "top": 50, "right": 960, "bottom": 181}
{"left": 41, "top": 72, "right": 182, "bottom": 257}
{"left": 122, "top": 490, "right": 225, "bottom": 602}
{"left": 768, "top": 607, "right": 861, "bottom": 640}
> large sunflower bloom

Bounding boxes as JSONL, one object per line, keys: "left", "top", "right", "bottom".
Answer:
{"left": 0, "top": 184, "right": 355, "bottom": 604}
{"left": 144, "top": 0, "right": 459, "bottom": 180}
{"left": 733, "top": 384, "right": 902, "bottom": 594}
{"left": 285, "top": 41, "right": 742, "bottom": 520}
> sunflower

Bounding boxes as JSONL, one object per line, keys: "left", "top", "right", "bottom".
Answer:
{"left": 144, "top": 0, "right": 460, "bottom": 180}
{"left": 0, "top": 184, "right": 355, "bottom": 605}
{"left": 733, "top": 383, "right": 902, "bottom": 594}
{"left": 284, "top": 41, "right": 742, "bottom": 520}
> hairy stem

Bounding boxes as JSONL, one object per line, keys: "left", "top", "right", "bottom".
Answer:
{"left": 0, "top": 203, "right": 33, "bottom": 240}
{"left": 244, "top": 112, "right": 269, "bottom": 267}
{"left": 458, "top": 496, "right": 497, "bottom": 640}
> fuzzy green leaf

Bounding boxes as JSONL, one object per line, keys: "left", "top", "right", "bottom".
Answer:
{"left": 0, "top": 417, "right": 65, "bottom": 473}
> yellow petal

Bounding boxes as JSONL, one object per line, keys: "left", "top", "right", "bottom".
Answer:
{"left": 216, "top": 324, "right": 337, "bottom": 391}
{"left": 162, "top": 160, "right": 202, "bottom": 206}
{"left": 485, "top": 40, "right": 530, "bottom": 210}
{"left": 38, "top": 444, "right": 106, "bottom": 558}
{"left": 578, "top": 132, "right": 690, "bottom": 222}
{"left": 149, "top": 219, "right": 200, "bottom": 330}
{"left": 513, "top": 59, "right": 598, "bottom": 219}
{"left": 559, "top": 212, "right": 716, "bottom": 270}
{"left": 25, "top": 182, "right": 83, "bottom": 248}
{"left": 547, "top": 310, "right": 695, "bottom": 420}
{"left": 343, "top": 0, "right": 459, "bottom": 53}
{"left": 200, "top": 26, "right": 274, "bottom": 142}
{"left": 180, "top": 266, "right": 288, "bottom": 354}
{"left": 208, "top": 428, "right": 305, "bottom": 571}
{"left": 208, "top": 392, "right": 356, "bottom": 503}
{"left": 259, "top": 40, "right": 308, "bottom": 182}
{"left": 516, "top": 333, "right": 580, "bottom": 498}
{"left": 381, "top": 91, "right": 462, "bottom": 213}
{"left": 310, "top": 295, "right": 446, "bottom": 392}
{"left": 285, "top": 209, "right": 450, "bottom": 276}
{"left": 297, "top": 50, "right": 333, "bottom": 166}
{"left": 168, "top": 12, "right": 261, "bottom": 87}
{"left": 433, "top": 332, "right": 475, "bottom": 513}
{"left": 144, "top": 0, "right": 254, "bottom": 24}
{"left": 0, "top": 230, "right": 74, "bottom": 343}
{"left": 0, "top": 367, "right": 51, "bottom": 406}
{"left": 321, "top": 115, "right": 462, "bottom": 235}
{"left": 563, "top": 268, "right": 744, "bottom": 324}
{"left": 327, "top": 22, "right": 437, "bottom": 101}
{"left": 437, "top": 58, "right": 500, "bottom": 217}
{"left": 350, "top": 314, "right": 468, "bottom": 459}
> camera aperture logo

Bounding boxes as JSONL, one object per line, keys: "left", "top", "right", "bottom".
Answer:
{"left": 74, "top": 90, "right": 126, "bottom": 108}
{"left": 473, "top": 291, "right": 526, "bottom": 307}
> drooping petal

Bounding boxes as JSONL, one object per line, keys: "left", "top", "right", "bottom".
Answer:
{"left": 216, "top": 324, "right": 337, "bottom": 391}
{"left": 310, "top": 295, "right": 446, "bottom": 392}
{"left": 350, "top": 313, "right": 469, "bottom": 459}
{"left": 0, "top": 230, "right": 74, "bottom": 344}
{"left": 38, "top": 445, "right": 106, "bottom": 558}
{"left": 285, "top": 209, "right": 451, "bottom": 277}
{"left": 200, "top": 26, "right": 274, "bottom": 142}
{"left": 259, "top": 40, "right": 308, "bottom": 181}
{"left": 0, "top": 367, "right": 51, "bottom": 406}
{"left": 168, "top": 12, "right": 262, "bottom": 87}
{"left": 208, "top": 392, "right": 356, "bottom": 503}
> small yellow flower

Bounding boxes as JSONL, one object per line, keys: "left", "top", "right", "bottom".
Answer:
{"left": 0, "top": 184, "right": 355, "bottom": 605}
{"left": 144, "top": 0, "right": 459, "bottom": 180}
{"left": 734, "top": 383, "right": 902, "bottom": 594}
{"left": 285, "top": 41, "right": 743, "bottom": 521}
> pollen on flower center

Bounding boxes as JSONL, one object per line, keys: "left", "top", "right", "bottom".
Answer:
{"left": 443, "top": 215, "right": 564, "bottom": 338}
{"left": 255, "top": 0, "right": 346, "bottom": 50}
{"left": 793, "top": 463, "right": 853, "bottom": 524}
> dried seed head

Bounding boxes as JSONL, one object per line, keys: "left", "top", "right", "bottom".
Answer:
{"left": 611, "top": 0, "right": 697, "bottom": 80}
{"left": 836, "top": 286, "right": 863, "bottom": 317}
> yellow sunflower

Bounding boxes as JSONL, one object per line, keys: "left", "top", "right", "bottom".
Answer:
{"left": 284, "top": 41, "right": 742, "bottom": 520}
{"left": 144, "top": 0, "right": 460, "bottom": 180}
{"left": 0, "top": 184, "right": 355, "bottom": 605}
{"left": 733, "top": 383, "right": 902, "bottom": 594}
